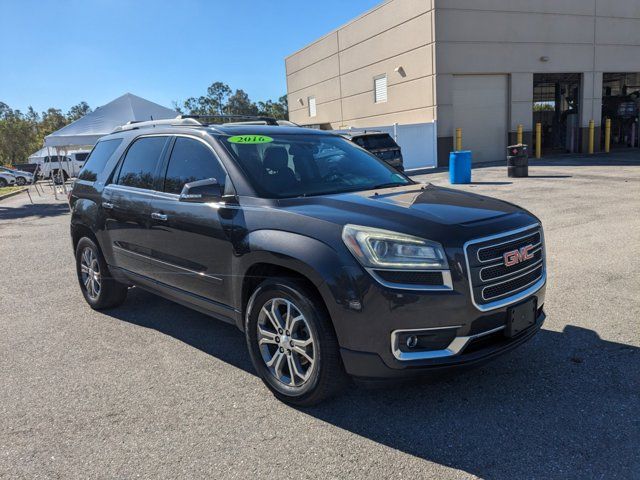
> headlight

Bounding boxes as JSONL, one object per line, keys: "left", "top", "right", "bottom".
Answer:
{"left": 342, "top": 224, "right": 448, "bottom": 269}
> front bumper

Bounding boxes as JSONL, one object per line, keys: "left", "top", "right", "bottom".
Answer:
{"left": 341, "top": 309, "right": 545, "bottom": 378}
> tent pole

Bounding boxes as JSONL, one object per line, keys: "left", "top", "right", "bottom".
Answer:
{"left": 47, "top": 145, "right": 58, "bottom": 200}
{"left": 56, "top": 146, "right": 68, "bottom": 195}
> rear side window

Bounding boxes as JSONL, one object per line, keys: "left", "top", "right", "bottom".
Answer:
{"left": 78, "top": 139, "right": 122, "bottom": 181}
{"left": 116, "top": 136, "right": 168, "bottom": 190}
{"left": 75, "top": 152, "right": 89, "bottom": 162}
{"left": 163, "top": 137, "right": 226, "bottom": 194}
{"left": 357, "top": 135, "right": 397, "bottom": 150}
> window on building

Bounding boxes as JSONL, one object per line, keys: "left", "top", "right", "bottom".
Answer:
{"left": 308, "top": 96, "right": 317, "bottom": 117}
{"left": 374, "top": 75, "right": 388, "bottom": 103}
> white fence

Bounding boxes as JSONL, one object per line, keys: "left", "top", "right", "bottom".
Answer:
{"left": 333, "top": 121, "right": 437, "bottom": 171}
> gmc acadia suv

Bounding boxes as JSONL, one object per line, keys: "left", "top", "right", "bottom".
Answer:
{"left": 69, "top": 116, "right": 547, "bottom": 405}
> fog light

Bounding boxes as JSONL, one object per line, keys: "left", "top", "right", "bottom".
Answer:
{"left": 406, "top": 335, "right": 418, "bottom": 348}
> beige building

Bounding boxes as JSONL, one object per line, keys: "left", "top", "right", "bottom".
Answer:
{"left": 285, "top": 0, "right": 640, "bottom": 167}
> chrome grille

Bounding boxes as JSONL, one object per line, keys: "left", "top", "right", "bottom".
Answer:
{"left": 464, "top": 225, "right": 546, "bottom": 311}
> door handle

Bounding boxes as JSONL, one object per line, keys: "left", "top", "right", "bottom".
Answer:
{"left": 102, "top": 202, "right": 114, "bottom": 210}
{"left": 151, "top": 212, "right": 168, "bottom": 221}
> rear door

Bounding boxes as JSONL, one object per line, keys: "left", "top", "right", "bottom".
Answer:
{"left": 101, "top": 135, "right": 170, "bottom": 276}
{"left": 143, "top": 136, "right": 236, "bottom": 308}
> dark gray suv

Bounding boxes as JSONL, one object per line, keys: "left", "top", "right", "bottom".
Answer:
{"left": 69, "top": 116, "right": 546, "bottom": 405}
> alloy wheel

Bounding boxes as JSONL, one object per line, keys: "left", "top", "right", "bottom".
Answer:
{"left": 257, "top": 297, "right": 316, "bottom": 388}
{"left": 80, "top": 247, "right": 101, "bottom": 300}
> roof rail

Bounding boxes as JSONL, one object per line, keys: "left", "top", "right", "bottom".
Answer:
{"left": 111, "top": 116, "right": 202, "bottom": 133}
{"left": 178, "top": 114, "right": 279, "bottom": 126}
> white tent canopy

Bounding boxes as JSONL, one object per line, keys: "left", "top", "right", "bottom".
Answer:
{"left": 43, "top": 93, "right": 177, "bottom": 148}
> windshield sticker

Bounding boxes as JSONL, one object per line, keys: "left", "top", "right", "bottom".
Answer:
{"left": 227, "top": 135, "right": 274, "bottom": 144}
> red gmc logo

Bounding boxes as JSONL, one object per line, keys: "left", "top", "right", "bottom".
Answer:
{"left": 503, "top": 244, "right": 535, "bottom": 267}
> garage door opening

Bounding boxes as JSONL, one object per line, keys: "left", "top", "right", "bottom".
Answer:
{"left": 602, "top": 73, "right": 640, "bottom": 149}
{"left": 533, "top": 73, "right": 581, "bottom": 154}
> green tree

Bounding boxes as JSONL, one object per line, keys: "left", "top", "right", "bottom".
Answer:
{"left": 178, "top": 82, "right": 288, "bottom": 121}
{"left": 0, "top": 105, "right": 39, "bottom": 165}
{"left": 257, "top": 95, "right": 289, "bottom": 120}
{"left": 226, "top": 89, "right": 258, "bottom": 116}
{"left": 67, "top": 101, "right": 92, "bottom": 121}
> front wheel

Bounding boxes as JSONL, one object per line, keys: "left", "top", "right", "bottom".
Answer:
{"left": 16, "top": 177, "right": 26, "bottom": 186}
{"left": 245, "top": 278, "right": 347, "bottom": 406}
{"left": 75, "top": 237, "right": 128, "bottom": 310}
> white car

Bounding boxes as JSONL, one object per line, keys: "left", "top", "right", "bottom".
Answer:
{"left": 0, "top": 172, "right": 16, "bottom": 188}
{"left": 0, "top": 167, "right": 33, "bottom": 186}
{"left": 38, "top": 151, "right": 90, "bottom": 180}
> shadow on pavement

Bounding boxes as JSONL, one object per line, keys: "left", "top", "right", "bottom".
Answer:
{"left": 469, "top": 181, "right": 513, "bottom": 185}
{"left": 107, "top": 288, "right": 639, "bottom": 479}
{"left": 526, "top": 174, "right": 573, "bottom": 179}
{"left": 0, "top": 201, "right": 69, "bottom": 221}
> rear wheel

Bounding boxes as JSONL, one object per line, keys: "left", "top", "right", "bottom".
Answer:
{"left": 0, "top": 178, "right": 7, "bottom": 188}
{"left": 245, "top": 278, "right": 347, "bottom": 406}
{"left": 75, "top": 237, "right": 128, "bottom": 310}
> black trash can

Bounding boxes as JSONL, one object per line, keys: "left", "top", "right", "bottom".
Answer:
{"left": 507, "top": 144, "right": 528, "bottom": 177}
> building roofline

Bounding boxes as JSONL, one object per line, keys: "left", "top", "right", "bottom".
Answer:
{"left": 284, "top": 0, "right": 392, "bottom": 60}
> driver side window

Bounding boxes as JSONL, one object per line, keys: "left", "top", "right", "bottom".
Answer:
{"left": 163, "top": 137, "right": 226, "bottom": 194}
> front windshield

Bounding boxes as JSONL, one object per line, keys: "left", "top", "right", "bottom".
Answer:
{"left": 220, "top": 133, "right": 411, "bottom": 198}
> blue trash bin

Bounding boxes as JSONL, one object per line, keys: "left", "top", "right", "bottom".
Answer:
{"left": 449, "top": 150, "right": 472, "bottom": 184}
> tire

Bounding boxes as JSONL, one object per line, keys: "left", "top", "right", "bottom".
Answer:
{"left": 16, "top": 177, "right": 26, "bottom": 186}
{"left": 75, "top": 237, "right": 128, "bottom": 310}
{"left": 245, "top": 278, "right": 347, "bottom": 406}
{"left": 0, "top": 178, "right": 6, "bottom": 188}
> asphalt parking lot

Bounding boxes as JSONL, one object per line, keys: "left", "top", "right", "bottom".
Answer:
{"left": 1, "top": 152, "right": 639, "bottom": 479}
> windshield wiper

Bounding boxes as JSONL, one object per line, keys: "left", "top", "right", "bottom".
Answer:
{"left": 370, "top": 182, "right": 407, "bottom": 190}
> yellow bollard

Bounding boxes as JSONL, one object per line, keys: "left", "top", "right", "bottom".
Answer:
{"left": 455, "top": 128, "right": 463, "bottom": 151}
{"left": 535, "top": 123, "right": 542, "bottom": 159}
{"left": 604, "top": 118, "right": 611, "bottom": 153}
{"left": 588, "top": 120, "right": 595, "bottom": 154}
{"left": 517, "top": 124, "right": 523, "bottom": 145}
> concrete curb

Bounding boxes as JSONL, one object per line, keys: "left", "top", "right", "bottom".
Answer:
{"left": 0, "top": 187, "right": 28, "bottom": 202}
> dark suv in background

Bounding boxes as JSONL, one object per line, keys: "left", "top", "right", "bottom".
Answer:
{"left": 342, "top": 131, "right": 404, "bottom": 171}
{"left": 69, "top": 116, "right": 546, "bottom": 405}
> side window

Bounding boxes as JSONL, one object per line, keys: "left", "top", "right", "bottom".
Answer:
{"left": 163, "top": 137, "right": 226, "bottom": 194}
{"left": 78, "top": 139, "right": 122, "bottom": 181}
{"left": 116, "top": 136, "right": 168, "bottom": 190}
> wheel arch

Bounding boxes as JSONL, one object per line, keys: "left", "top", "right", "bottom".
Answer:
{"left": 234, "top": 230, "right": 358, "bottom": 333}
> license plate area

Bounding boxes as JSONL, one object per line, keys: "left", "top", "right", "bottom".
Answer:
{"left": 505, "top": 298, "right": 537, "bottom": 337}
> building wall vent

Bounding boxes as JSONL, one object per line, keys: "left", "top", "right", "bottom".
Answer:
{"left": 374, "top": 75, "right": 388, "bottom": 103}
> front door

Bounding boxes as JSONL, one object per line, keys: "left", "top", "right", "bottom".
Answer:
{"left": 144, "top": 136, "right": 236, "bottom": 308}
{"left": 102, "top": 135, "right": 170, "bottom": 276}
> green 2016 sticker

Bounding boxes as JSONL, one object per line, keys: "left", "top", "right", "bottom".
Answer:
{"left": 228, "top": 135, "right": 273, "bottom": 144}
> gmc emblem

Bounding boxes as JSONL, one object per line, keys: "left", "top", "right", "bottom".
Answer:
{"left": 503, "top": 244, "right": 534, "bottom": 267}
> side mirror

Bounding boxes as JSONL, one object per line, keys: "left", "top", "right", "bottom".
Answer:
{"left": 179, "top": 178, "right": 223, "bottom": 203}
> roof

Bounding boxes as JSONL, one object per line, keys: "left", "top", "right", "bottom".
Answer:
{"left": 44, "top": 93, "right": 177, "bottom": 148}
{"left": 210, "top": 125, "right": 332, "bottom": 136}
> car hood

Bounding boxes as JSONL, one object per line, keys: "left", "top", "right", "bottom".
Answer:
{"left": 277, "top": 184, "right": 537, "bottom": 243}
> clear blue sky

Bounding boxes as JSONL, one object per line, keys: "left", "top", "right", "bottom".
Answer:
{"left": 0, "top": 0, "right": 380, "bottom": 113}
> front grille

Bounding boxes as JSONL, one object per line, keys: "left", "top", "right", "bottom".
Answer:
{"left": 374, "top": 270, "right": 444, "bottom": 286}
{"left": 482, "top": 264, "right": 544, "bottom": 301}
{"left": 477, "top": 231, "right": 541, "bottom": 262}
{"left": 465, "top": 225, "right": 545, "bottom": 309}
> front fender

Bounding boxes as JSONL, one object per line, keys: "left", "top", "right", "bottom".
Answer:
{"left": 232, "top": 230, "right": 367, "bottom": 336}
